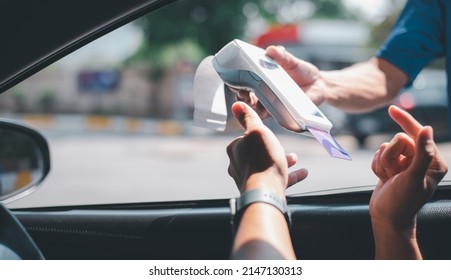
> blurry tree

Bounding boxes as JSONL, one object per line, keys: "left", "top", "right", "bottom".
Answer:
{"left": 367, "top": 0, "right": 444, "bottom": 68}
{"left": 311, "top": 0, "right": 355, "bottom": 19}
{"left": 38, "top": 89, "right": 56, "bottom": 113}
{"left": 12, "top": 88, "right": 27, "bottom": 113}
{"left": 125, "top": 0, "right": 367, "bottom": 117}
{"left": 127, "top": 0, "right": 356, "bottom": 67}
{"left": 128, "top": 0, "right": 263, "bottom": 67}
{"left": 369, "top": 2, "right": 404, "bottom": 47}
{"left": 126, "top": 0, "right": 269, "bottom": 117}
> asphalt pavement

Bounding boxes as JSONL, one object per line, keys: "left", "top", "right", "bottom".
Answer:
{"left": 7, "top": 133, "right": 451, "bottom": 209}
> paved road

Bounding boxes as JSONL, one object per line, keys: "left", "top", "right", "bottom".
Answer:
{"left": 7, "top": 133, "right": 451, "bottom": 209}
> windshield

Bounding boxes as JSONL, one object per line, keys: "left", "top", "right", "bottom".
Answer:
{"left": 2, "top": 0, "right": 450, "bottom": 208}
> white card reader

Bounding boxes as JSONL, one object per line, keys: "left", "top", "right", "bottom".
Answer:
{"left": 194, "top": 39, "right": 351, "bottom": 160}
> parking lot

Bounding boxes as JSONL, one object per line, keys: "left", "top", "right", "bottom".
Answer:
{"left": 7, "top": 130, "right": 451, "bottom": 209}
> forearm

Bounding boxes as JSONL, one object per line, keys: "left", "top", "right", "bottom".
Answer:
{"left": 231, "top": 203, "right": 296, "bottom": 260}
{"left": 372, "top": 219, "right": 422, "bottom": 260}
{"left": 321, "top": 58, "right": 407, "bottom": 113}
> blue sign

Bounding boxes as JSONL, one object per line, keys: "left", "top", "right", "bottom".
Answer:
{"left": 78, "top": 70, "right": 120, "bottom": 92}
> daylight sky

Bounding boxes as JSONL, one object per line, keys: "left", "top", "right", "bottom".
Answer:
{"left": 343, "top": 0, "right": 396, "bottom": 23}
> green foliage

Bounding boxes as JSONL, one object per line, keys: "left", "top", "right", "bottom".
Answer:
{"left": 313, "top": 0, "right": 355, "bottom": 19}
{"left": 128, "top": 0, "right": 265, "bottom": 67}
{"left": 127, "top": 0, "right": 362, "bottom": 67}
{"left": 11, "top": 87, "right": 26, "bottom": 112}
{"left": 38, "top": 89, "right": 56, "bottom": 112}
{"left": 368, "top": 1, "right": 405, "bottom": 47}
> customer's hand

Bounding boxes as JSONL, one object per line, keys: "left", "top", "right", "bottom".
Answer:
{"left": 226, "top": 101, "right": 308, "bottom": 197}
{"left": 370, "top": 105, "right": 448, "bottom": 231}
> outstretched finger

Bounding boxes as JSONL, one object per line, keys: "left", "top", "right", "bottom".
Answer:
{"left": 231, "top": 101, "right": 264, "bottom": 133}
{"left": 388, "top": 105, "right": 423, "bottom": 138}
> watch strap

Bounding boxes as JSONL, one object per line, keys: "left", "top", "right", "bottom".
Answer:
{"left": 229, "top": 189, "right": 291, "bottom": 234}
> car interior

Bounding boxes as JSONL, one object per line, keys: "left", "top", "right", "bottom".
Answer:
{"left": 1, "top": 0, "right": 451, "bottom": 260}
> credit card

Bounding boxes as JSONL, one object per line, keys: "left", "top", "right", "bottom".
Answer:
{"left": 307, "top": 126, "right": 352, "bottom": 160}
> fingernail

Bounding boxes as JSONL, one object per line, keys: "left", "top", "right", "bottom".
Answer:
{"left": 424, "top": 127, "right": 435, "bottom": 156}
{"left": 277, "top": 45, "right": 286, "bottom": 52}
{"left": 425, "top": 140, "right": 435, "bottom": 156}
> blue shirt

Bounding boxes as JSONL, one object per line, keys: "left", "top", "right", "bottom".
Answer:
{"left": 377, "top": 0, "right": 451, "bottom": 126}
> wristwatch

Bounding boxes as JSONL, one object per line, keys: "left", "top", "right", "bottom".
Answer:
{"left": 229, "top": 188, "right": 292, "bottom": 234}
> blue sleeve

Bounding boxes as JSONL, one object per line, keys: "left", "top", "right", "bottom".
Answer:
{"left": 377, "top": 0, "right": 446, "bottom": 85}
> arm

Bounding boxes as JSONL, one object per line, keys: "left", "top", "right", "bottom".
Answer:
{"left": 226, "top": 101, "right": 308, "bottom": 259}
{"left": 266, "top": 47, "right": 408, "bottom": 113}
{"left": 321, "top": 58, "right": 408, "bottom": 113}
{"left": 370, "top": 105, "right": 448, "bottom": 259}
{"left": 236, "top": 47, "right": 408, "bottom": 116}
{"left": 238, "top": 1, "right": 442, "bottom": 115}
{"left": 231, "top": 201, "right": 296, "bottom": 260}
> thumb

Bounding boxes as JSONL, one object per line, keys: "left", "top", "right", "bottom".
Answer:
{"left": 231, "top": 101, "right": 263, "bottom": 133}
{"left": 266, "top": 45, "right": 301, "bottom": 72}
{"left": 406, "top": 126, "right": 435, "bottom": 181}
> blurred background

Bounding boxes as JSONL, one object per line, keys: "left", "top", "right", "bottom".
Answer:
{"left": 2, "top": 0, "right": 450, "bottom": 208}
{"left": 1, "top": 0, "right": 412, "bottom": 122}
{"left": 1, "top": 0, "right": 446, "bottom": 142}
